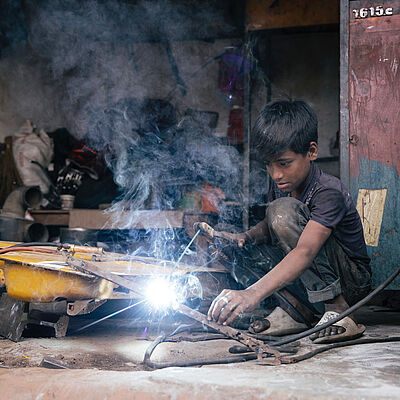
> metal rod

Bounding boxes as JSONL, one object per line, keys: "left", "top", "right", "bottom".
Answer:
{"left": 171, "top": 229, "right": 200, "bottom": 273}
{"left": 70, "top": 299, "right": 145, "bottom": 334}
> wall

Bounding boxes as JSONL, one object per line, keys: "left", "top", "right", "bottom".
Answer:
{"left": 251, "top": 29, "right": 340, "bottom": 177}
{"left": 0, "top": 39, "right": 241, "bottom": 140}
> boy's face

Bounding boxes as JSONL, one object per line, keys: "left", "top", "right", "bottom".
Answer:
{"left": 266, "top": 143, "right": 318, "bottom": 195}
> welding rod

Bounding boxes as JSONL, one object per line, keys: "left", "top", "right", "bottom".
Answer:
{"left": 171, "top": 229, "right": 200, "bottom": 272}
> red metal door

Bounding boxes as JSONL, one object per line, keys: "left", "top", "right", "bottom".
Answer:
{"left": 342, "top": 0, "right": 400, "bottom": 287}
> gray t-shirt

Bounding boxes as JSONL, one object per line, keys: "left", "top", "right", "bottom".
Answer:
{"left": 266, "top": 163, "right": 370, "bottom": 266}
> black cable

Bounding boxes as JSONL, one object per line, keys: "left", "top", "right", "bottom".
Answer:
{"left": 5, "top": 242, "right": 59, "bottom": 248}
{"left": 282, "top": 336, "right": 400, "bottom": 363}
{"left": 143, "top": 332, "right": 257, "bottom": 369}
{"left": 143, "top": 265, "right": 400, "bottom": 368}
{"left": 143, "top": 330, "right": 400, "bottom": 369}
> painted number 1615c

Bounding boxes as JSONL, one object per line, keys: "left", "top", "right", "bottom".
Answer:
{"left": 352, "top": 6, "right": 393, "bottom": 18}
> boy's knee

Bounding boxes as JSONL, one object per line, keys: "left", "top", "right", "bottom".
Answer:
{"left": 266, "top": 197, "right": 310, "bottom": 243}
{"left": 266, "top": 197, "right": 306, "bottom": 223}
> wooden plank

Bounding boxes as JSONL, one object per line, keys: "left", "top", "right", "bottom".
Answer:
{"left": 246, "top": 0, "right": 339, "bottom": 31}
{"left": 30, "top": 210, "right": 69, "bottom": 226}
{"left": 68, "top": 209, "right": 185, "bottom": 230}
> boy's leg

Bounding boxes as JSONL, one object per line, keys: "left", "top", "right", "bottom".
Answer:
{"left": 218, "top": 241, "right": 284, "bottom": 289}
{"left": 265, "top": 197, "right": 371, "bottom": 308}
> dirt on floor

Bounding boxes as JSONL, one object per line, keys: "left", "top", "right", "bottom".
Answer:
{"left": 0, "top": 305, "right": 400, "bottom": 374}
{"left": 0, "top": 317, "right": 236, "bottom": 371}
{"left": 0, "top": 337, "right": 146, "bottom": 370}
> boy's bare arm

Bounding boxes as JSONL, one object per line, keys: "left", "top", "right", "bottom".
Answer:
{"left": 219, "top": 219, "right": 270, "bottom": 247}
{"left": 195, "top": 219, "right": 270, "bottom": 247}
{"left": 208, "top": 220, "right": 332, "bottom": 325}
{"left": 242, "top": 218, "right": 271, "bottom": 245}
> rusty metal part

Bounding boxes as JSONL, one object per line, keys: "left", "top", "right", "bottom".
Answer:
{"left": 66, "top": 256, "right": 281, "bottom": 363}
{"left": 174, "top": 303, "right": 281, "bottom": 363}
{"left": 29, "top": 301, "right": 67, "bottom": 315}
{"left": 0, "top": 293, "right": 70, "bottom": 341}
{"left": 40, "top": 356, "right": 76, "bottom": 369}
{"left": 28, "top": 315, "right": 70, "bottom": 338}
{"left": 0, "top": 247, "right": 56, "bottom": 255}
{"left": 67, "top": 299, "right": 107, "bottom": 316}
{"left": 0, "top": 293, "right": 27, "bottom": 341}
{"left": 66, "top": 256, "right": 141, "bottom": 296}
{"left": 63, "top": 244, "right": 104, "bottom": 255}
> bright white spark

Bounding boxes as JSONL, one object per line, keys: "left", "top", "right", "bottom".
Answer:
{"left": 145, "top": 278, "right": 179, "bottom": 309}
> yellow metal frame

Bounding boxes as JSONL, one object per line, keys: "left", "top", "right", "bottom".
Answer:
{"left": 0, "top": 241, "right": 226, "bottom": 303}
{"left": 3, "top": 262, "right": 114, "bottom": 302}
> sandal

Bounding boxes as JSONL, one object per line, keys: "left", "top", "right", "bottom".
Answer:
{"left": 311, "top": 311, "right": 366, "bottom": 344}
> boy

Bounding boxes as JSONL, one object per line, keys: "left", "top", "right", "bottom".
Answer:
{"left": 204, "top": 99, "right": 371, "bottom": 344}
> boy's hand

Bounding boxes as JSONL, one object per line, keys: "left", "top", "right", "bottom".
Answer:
{"left": 194, "top": 222, "right": 246, "bottom": 248}
{"left": 207, "top": 288, "right": 261, "bottom": 326}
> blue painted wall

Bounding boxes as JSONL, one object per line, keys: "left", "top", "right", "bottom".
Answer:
{"left": 350, "top": 158, "right": 400, "bottom": 289}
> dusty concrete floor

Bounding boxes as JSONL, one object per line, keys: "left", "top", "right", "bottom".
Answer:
{"left": 0, "top": 305, "right": 399, "bottom": 400}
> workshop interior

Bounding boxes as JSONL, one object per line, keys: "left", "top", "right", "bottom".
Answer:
{"left": 0, "top": 0, "right": 399, "bottom": 396}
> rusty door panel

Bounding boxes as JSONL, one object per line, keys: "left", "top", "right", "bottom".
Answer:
{"left": 347, "top": 0, "right": 400, "bottom": 288}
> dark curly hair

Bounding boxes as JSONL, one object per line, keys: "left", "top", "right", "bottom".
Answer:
{"left": 252, "top": 99, "right": 318, "bottom": 161}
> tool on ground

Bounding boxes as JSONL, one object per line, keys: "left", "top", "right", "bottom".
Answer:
{"left": 65, "top": 249, "right": 400, "bottom": 368}
{"left": 65, "top": 256, "right": 282, "bottom": 364}
{"left": 40, "top": 356, "right": 76, "bottom": 370}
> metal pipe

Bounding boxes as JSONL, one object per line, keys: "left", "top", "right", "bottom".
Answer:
{"left": 0, "top": 217, "right": 49, "bottom": 242}
{"left": 1, "top": 186, "right": 42, "bottom": 218}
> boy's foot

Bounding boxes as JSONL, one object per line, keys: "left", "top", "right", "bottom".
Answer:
{"left": 248, "top": 290, "right": 315, "bottom": 336}
{"left": 248, "top": 306, "right": 309, "bottom": 336}
{"left": 310, "top": 295, "right": 365, "bottom": 344}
